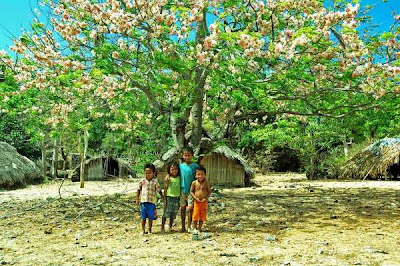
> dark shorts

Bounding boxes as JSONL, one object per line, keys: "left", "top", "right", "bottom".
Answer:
{"left": 163, "top": 196, "right": 180, "bottom": 219}
{"left": 140, "top": 202, "right": 157, "bottom": 221}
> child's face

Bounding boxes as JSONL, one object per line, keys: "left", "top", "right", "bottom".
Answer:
{"left": 195, "top": 170, "right": 206, "bottom": 182}
{"left": 182, "top": 151, "right": 193, "bottom": 164}
{"left": 145, "top": 168, "right": 154, "bottom": 181}
{"left": 170, "top": 165, "right": 178, "bottom": 177}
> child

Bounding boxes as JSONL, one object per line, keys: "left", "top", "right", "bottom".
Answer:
{"left": 135, "top": 163, "right": 162, "bottom": 234}
{"left": 179, "top": 147, "right": 199, "bottom": 233}
{"left": 161, "top": 162, "right": 181, "bottom": 233}
{"left": 190, "top": 165, "right": 211, "bottom": 233}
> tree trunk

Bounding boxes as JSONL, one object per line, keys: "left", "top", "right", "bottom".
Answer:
{"left": 41, "top": 133, "right": 48, "bottom": 178}
{"left": 170, "top": 114, "right": 185, "bottom": 151}
{"left": 80, "top": 130, "right": 89, "bottom": 188}
{"left": 191, "top": 77, "right": 205, "bottom": 156}
{"left": 191, "top": 9, "right": 209, "bottom": 156}
{"left": 51, "top": 137, "right": 59, "bottom": 178}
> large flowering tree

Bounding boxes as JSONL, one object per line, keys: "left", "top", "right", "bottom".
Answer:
{"left": 1, "top": 0, "right": 399, "bottom": 157}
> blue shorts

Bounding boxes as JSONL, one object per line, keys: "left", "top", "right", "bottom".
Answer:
{"left": 140, "top": 202, "right": 157, "bottom": 221}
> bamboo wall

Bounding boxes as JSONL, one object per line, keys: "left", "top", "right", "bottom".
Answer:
{"left": 86, "top": 160, "right": 105, "bottom": 181}
{"left": 201, "top": 154, "right": 245, "bottom": 187}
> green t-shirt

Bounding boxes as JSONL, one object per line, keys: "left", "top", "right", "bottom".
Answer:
{"left": 166, "top": 176, "right": 181, "bottom": 197}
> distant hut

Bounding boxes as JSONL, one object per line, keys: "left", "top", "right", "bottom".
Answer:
{"left": 71, "top": 156, "right": 135, "bottom": 181}
{"left": 341, "top": 138, "right": 400, "bottom": 180}
{"left": 200, "top": 146, "right": 254, "bottom": 187}
{"left": 154, "top": 145, "right": 254, "bottom": 187}
{"left": 0, "top": 142, "right": 42, "bottom": 188}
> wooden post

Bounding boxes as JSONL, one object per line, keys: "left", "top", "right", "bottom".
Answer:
{"left": 80, "top": 130, "right": 89, "bottom": 188}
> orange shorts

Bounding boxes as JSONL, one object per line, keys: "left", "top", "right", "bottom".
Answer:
{"left": 192, "top": 200, "right": 208, "bottom": 222}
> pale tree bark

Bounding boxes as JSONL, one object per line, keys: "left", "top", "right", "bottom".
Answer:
{"left": 51, "top": 137, "right": 60, "bottom": 178}
{"left": 191, "top": 69, "right": 208, "bottom": 156}
{"left": 190, "top": 9, "right": 209, "bottom": 156}
{"left": 80, "top": 130, "right": 89, "bottom": 188}
{"left": 41, "top": 132, "right": 48, "bottom": 178}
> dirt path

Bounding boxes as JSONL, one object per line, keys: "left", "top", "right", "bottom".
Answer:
{"left": 1, "top": 174, "right": 400, "bottom": 265}
{"left": 0, "top": 178, "right": 139, "bottom": 203}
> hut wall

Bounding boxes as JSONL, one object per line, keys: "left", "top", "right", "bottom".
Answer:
{"left": 201, "top": 154, "right": 245, "bottom": 187}
{"left": 86, "top": 159, "right": 105, "bottom": 181}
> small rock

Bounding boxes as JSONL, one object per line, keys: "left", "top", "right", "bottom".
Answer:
{"left": 92, "top": 231, "right": 99, "bottom": 236}
{"left": 65, "top": 228, "right": 72, "bottom": 234}
{"left": 202, "top": 233, "right": 211, "bottom": 239}
{"left": 112, "top": 217, "right": 119, "bottom": 221}
{"left": 44, "top": 228, "right": 53, "bottom": 235}
{"left": 317, "top": 249, "right": 324, "bottom": 255}
{"left": 249, "top": 256, "right": 260, "bottom": 262}
{"left": 353, "top": 262, "right": 362, "bottom": 265}
{"left": 80, "top": 243, "right": 88, "bottom": 247}
{"left": 143, "top": 238, "right": 148, "bottom": 243}
{"left": 264, "top": 235, "right": 277, "bottom": 242}
{"left": 125, "top": 245, "right": 132, "bottom": 249}
{"left": 365, "top": 246, "right": 373, "bottom": 253}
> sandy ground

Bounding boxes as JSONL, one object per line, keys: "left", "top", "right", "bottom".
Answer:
{"left": 1, "top": 174, "right": 400, "bottom": 265}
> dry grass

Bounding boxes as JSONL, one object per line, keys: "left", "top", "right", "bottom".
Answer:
{"left": 1, "top": 175, "right": 400, "bottom": 265}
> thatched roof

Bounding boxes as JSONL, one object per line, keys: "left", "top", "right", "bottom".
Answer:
{"left": 0, "top": 142, "right": 41, "bottom": 188}
{"left": 209, "top": 146, "right": 255, "bottom": 178}
{"left": 341, "top": 138, "right": 400, "bottom": 179}
{"left": 154, "top": 145, "right": 254, "bottom": 178}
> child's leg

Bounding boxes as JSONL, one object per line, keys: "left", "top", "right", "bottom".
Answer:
{"left": 198, "top": 221, "right": 203, "bottom": 232}
{"left": 188, "top": 208, "right": 193, "bottom": 230}
{"left": 193, "top": 220, "right": 198, "bottom": 231}
{"left": 161, "top": 217, "right": 166, "bottom": 232}
{"left": 141, "top": 220, "right": 146, "bottom": 234}
{"left": 148, "top": 219, "right": 153, "bottom": 233}
{"left": 180, "top": 206, "right": 186, "bottom": 232}
{"left": 169, "top": 218, "right": 174, "bottom": 229}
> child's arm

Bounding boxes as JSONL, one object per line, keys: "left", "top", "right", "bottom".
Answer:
{"left": 163, "top": 175, "right": 169, "bottom": 199}
{"left": 190, "top": 181, "right": 198, "bottom": 202}
{"left": 135, "top": 182, "right": 142, "bottom": 205}
{"left": 200, "top": 181, "right": 211, "bottom": 202}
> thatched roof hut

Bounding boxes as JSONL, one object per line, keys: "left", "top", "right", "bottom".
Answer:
{"left": 154, "top": 145, "right": 254, "bottom": 187}
{"left": 0, "top": 142, "right": 41, "bottom": 188}
{"left": 71, "top": 156, "right": 135, "bottom": 181}
{"left": 341, "top": 138, "right": 400, "bottom": 179}
{"left": 200, "top": 146, "right": 254, "bottom": 187}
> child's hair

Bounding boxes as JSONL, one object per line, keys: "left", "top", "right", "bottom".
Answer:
{"left": 182, "top": 147, "right": 194, "bottom": 154}
{"left": 168, "top": 161, "right": 180, "bottom": 176}
{"left": 196, "top": 165, "right": 207, "bottom": 175}
{"left": 144, "top": 163, "right": 156, "bottom": 173}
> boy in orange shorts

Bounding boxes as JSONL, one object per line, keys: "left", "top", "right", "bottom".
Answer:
{"left": 190, "top": 165, "right": 211, "bottom": 233}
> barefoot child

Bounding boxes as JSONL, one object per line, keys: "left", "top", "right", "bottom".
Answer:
{"left": 179, "top": 147, "right": 199, "bottom": 232}
{"left": 135, "top": 163, "right": 162, "bottom": 234}
{"left": 190, "top": 165, "right": 211, "bottom": 233}
{"left": 161, "top": 162, "right": 181, "bottom": 233}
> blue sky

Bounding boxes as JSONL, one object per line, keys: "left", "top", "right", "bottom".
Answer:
{"left": 0, "top": 0, "right": 399, "bottom": 51}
